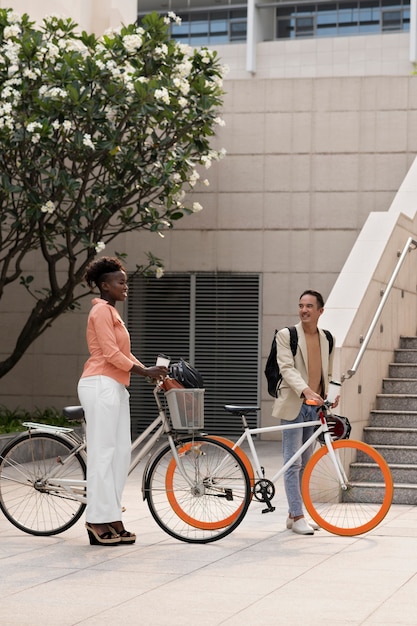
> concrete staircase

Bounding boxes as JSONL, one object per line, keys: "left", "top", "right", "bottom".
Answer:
{"left": 362, "top": 335, "right": 417, "bottom": 504}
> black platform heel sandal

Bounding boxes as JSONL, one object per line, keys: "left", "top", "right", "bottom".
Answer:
{"left": 108, "top": 523, "right": 136, "bottom": 544}
{"left": 85, "top": 523, "right": 120, "bottom": 546}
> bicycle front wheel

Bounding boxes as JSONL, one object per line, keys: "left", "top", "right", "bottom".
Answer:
{"left": 302, "top": 439, "right": 393, "bottom": 536}
{"left": 0, "top": 431, "right": 86, "bottom": 535}
{"left": 145, "top": 436, "right": 251, "bottom": 543}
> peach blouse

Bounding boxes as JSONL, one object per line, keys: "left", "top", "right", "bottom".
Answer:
{"left": 80, "top": 298, "right": 141, "bottom": 386}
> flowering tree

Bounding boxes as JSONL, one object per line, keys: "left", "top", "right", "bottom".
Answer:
{"left": 0, "top": 9, "right": 226, "bottom": 378}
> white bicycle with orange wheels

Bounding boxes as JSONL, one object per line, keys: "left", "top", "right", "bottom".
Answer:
{"left": 216, "top": 399, "right": 393, "bottom": 537}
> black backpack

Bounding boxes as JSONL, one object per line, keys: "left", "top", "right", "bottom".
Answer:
{"left": 265, "top": 326, "right": 334, "bottom": 398}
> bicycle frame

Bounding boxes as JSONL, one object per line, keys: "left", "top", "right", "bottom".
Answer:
{"left": 232, "top": 408, "right": 349, "bottom": 489}
{"left": 18, "top": 383, "right": 203, "bottom": 505}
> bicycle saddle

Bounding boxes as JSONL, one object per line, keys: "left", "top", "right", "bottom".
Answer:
{"left": 63, "top": 405, "right": 85, "bottom": 421}
{"left": 224, "top": 405, "right": 260, "bottom": 415}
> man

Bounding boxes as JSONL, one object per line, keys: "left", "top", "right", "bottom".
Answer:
{"left": 272, "top": 290, "right": 339, "bottom": 535}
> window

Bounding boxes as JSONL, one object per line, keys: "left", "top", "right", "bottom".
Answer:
{"left": 139, "top": 9, "right": 247, "bottom": 45}
{"left": 276, "top": 0, "right": 410, "bottom": 39}
{"left": 127, "top": 273, "right": 260, "bottom": 437}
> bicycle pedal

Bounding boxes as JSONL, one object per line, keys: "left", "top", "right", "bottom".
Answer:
{"left": 262, "top": 506, "right": 276, "bottom": 514}
{"left": 225, "top": 488, "right": 233, "bottom": 501}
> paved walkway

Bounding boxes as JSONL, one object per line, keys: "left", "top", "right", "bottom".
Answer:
{"left": 1, "top": 441, "right": 417, "bottom": 625}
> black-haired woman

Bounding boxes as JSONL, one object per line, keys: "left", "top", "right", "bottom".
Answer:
{"left": 78, "top": 257, "right": 167, "bottom": 546}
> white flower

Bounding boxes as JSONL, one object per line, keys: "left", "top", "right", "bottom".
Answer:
{"left": 155, "top": 266, "right": 164, "bottom": 279}
{"left": 6, "top": 11, "right": 21, "bottom": 24}
{"left": 95, "top": 241, "right": 106, "bottom": 253}
{"left": 41, "top": 201, "right": 55, "bottom": 214}
{"left": 173, "top": 77, "right": 190, "bottom": 96}
{"left": 164, "top": 12, "right": 181, "bottom": 25}
{"left": 188, "top": 169, "right": 200, "bottom": 187}
{"left": 23, "top": 68, "right": 39, "bottom": 80}
{"left": 83, "top": 133, "right": 95, "bottom": 150}
{"left": 200, "top": 155, "right": 212, "bottom": 169}
{"left": 192, "top": 202, "right": 203, "bottom": 213}
{"left": 26, "top": 121, "right": 42, "bottom": 133}
{"left": 63, "top": 120, "right": 72, "bottom": 131}
{"left": 214, "top": 117, "right": 226, "bottom": 127}
{"left": 154, "top": 44, "right": 168, "bottom": 58}
{"left": 4, "top": 24, "right": 21, "bottom": 39}
{"left": 203, "top": 179, "right": 210, "bottom": 186}
{"left": 154, "top": 87, "right": 170, "bottom": 105}
{"left": 123, "top": 34, "right": 143, "bottom": 53}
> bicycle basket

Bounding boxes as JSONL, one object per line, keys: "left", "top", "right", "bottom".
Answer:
{"left": 317, "top": 414, "right": 352, "bottom": 443}
{"left": 165, "top": 388, "right": 205, "bottom": 431}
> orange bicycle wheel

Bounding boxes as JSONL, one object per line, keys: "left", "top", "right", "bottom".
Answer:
{"left": 301, "top": 439, "right": 393, "bottom": 536}
{"left": 164, "top": 437, "right": 251, "bottom": 532}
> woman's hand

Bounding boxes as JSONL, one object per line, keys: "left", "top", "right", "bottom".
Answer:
{"left": 143, "top": 365, "right": 168, "bottom": 379}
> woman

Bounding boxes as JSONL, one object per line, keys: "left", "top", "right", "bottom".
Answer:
{"left": 78, "top": 257, "right": 168, "bottom": 546}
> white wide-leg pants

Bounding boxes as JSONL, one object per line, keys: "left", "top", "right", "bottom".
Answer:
{"left": 77, "top": 375, "right": 131, "bottom": 523}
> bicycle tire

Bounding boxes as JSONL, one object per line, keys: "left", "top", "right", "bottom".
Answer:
{"left": 0, "top": 431, "right": 86, "bottom": 536}
{"left": 301, "top": 439, "right": 393, "bottom": 536}
{"left": 145, "top": 436, "right": 251, "bottom": 543}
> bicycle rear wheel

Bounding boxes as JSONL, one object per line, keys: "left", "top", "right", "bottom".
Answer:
{"left": 145, "top": 436, "right": 251, "bottom": 543}
{"left": 0, "top": 431, "right": 86, "bottom": 535}
{"left": 301, "top": 439, "right": 393, "bottom": 536}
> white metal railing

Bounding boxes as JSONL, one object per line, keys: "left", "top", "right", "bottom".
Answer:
{"left": 342, "top": 236, "right": 417, "bottom": 381}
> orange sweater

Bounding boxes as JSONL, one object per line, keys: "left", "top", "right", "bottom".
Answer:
{"left": 80, "top": 298, "right": 141, "bottom": 386}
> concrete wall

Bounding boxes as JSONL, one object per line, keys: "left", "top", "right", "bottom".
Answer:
{"left": 0, "top": 0, "right": 136, "bottom": 32}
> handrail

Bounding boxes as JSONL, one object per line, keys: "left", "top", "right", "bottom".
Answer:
{"left": 342, "top": 236, "right": 417, "bottom": 381}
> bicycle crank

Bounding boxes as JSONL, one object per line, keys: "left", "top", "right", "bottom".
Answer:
{"left": 253, "top": 479, "right": 276, "bottom": 513}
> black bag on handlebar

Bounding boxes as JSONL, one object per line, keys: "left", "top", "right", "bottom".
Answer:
{"left": 169, "top": 358, "right": 204, "bottom": 389}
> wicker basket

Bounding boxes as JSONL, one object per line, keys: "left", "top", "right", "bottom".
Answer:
{"left": 165, "top": 388, "right": 204, "bottom": 431}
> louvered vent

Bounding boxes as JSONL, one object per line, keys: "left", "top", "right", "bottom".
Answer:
{"left": 127, "top": 273, "right": 260, "bottom": 437}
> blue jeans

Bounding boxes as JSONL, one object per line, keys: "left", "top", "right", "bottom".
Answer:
{"left": 281, "top": 404, "right": 317, "bottom": 518}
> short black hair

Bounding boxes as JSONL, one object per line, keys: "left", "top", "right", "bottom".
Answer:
{"left": 299, "top": 289, "right": 325, "bottom": 308}
{"left": 84, "top": 256, "right": 126, "bottom": 289}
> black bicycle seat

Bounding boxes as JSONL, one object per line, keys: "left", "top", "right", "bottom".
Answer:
{"left": 63, "top": 405, "right": 85, "bottom": 421}
{"left": 224, "top": 405, "right": 260, "bottom": 415}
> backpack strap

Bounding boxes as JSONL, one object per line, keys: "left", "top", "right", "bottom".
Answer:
{"left": 288, "top": 326, "right": 298, "bottom": 356}
{"left": 323, "top": 329, "right": 334, "bottom": 354}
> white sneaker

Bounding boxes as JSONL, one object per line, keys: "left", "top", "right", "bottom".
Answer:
{"left": 290, "top": 518, "right": 315, "bottom": 535}
{"left": 286, "top": 516, "right": 320, "bottom": 531}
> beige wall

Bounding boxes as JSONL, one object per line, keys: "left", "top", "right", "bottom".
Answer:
{"left": 0, "top": 20, "right": 416, "bottom": 425}
{"left": 0, "top": 0, "right": 136, "bottom": 32}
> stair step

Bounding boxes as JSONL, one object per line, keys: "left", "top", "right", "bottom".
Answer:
{"left": 392, "top": 484, "right": 417, "bottom": 505}
{"left": 382, "top": 379, "right": 417, "bottom": 393}
{"left": 376, "top": 394, "right": 417, "bottom": 411}
{"left": 364, "top": 426, "right": 417, "bottom": 445}
{"left": 399, "top": 336, "right": 417, "bottom": 350}
{"left": 367, "top": 444, "right": 417, "bottom": 464}
{"left": 389, "top": 363, "right": 417, "bottom": 378}
{"left": 352, "top": 462, "right": 417, "bottom": 483}
{"left": 369, "top": 411, "right": 417, "bottom": 428}
{"left": 393, "top": 349, "right": 417, "bottom": 364}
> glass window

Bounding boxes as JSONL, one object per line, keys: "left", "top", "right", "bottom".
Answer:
{"left": 295, "top": 15, "right": 315, "bottom": 36}
{"left": 382, "top": 9, "right": 402, "bottom": 29}
{"left": 230, "top": 20, "right": 247, "bottom": 40}
{"left": 275, "top": 0, "right": 410, "bottom": 39}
